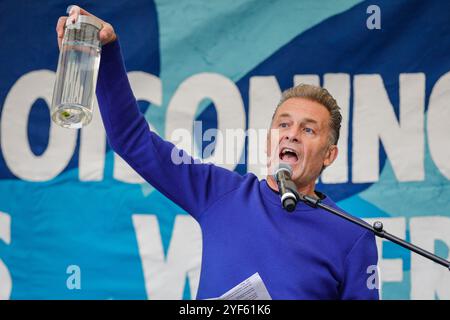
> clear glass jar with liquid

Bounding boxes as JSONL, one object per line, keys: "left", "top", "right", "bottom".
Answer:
{"left": 51, "top": 15, "right": 102, "bottom": 129}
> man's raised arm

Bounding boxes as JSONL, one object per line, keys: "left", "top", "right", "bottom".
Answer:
{"left": 56, "top": 6, "right": 245, "bottom": 220}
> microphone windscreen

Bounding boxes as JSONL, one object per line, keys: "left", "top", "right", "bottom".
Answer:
{"left": 274, "top": 163, "right": 293, "bottom": 179}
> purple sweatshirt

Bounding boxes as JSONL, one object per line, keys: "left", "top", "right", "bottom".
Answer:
{"left": 96, "top": 39, "right": 379, "bottom": 300}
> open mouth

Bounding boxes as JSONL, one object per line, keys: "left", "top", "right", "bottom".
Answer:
{"left": 279, "top": 147, "right": 299, "bottom": 164}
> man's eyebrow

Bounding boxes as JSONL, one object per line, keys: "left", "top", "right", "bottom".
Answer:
{"left": 277, "top": 113, "right": 318, "bottom": 124}
{"left": 301, "top": 118, "right": 319, "bottom": 124}
{"left": 276, "top": 113, "right": 292, "bottom": 119}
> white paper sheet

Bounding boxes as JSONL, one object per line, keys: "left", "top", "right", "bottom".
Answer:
{"left": 208, "top": 272, "right": 272, "bottom": 300}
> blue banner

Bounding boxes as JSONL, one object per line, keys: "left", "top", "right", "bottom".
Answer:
{"left": 0, "top": 0, "right": 449, "bottom": 299}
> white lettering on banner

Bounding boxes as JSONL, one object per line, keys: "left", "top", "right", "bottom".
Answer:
{"left": 165, "top": 73, "right": 246, "bottom": 171}
{"left": 293, "top": 74, "right": 320, "bottom": 87}
{"left": 1, "top": 70, "right": 77, "bottom": 181}
{"left": 364, "top": 217, "right": 405, "bottom": 300}
{"left": 353, "top": 74, "right": 425, "bottom": 183}
{"left": 113, "top": 72, "right": 162, "bottom": 183}
{"left": 410, "top": 217, "right": 450, "bottom": 300}
{"left": 132, "top": 214, "right": 202, "bottom": 299}
{"left": 1, "top": 70, "right": 450, "bottom": 182}
{"left": 0, "top": 211, "right": 12, "bottom": 300}
{"left": 248, "top": 76, "right": 281, "bottom": 178}
{"left": 427, "top": 71, "right": 450, "bottom": 179}
{"left": 79, "top": 99, "right": 106, "bottom": 181}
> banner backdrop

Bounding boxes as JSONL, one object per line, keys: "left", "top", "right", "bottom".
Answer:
{"left": 0, "top": 0, "right": 449, "bottom": 299}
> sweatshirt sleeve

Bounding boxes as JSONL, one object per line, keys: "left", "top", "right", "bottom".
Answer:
{"left": 95, "top": 39, "right": 244, "bottom": 220}
{"left": 339, "top": 230, "right": 380, "bottom": 300}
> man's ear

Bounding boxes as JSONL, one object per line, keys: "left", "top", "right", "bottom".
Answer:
{"left": 323, "top": 145, "right": 338, "bottom": 167}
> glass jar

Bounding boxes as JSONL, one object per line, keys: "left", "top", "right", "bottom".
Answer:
{"left": 51, "top": 15, "right": 102, "bottom": 129}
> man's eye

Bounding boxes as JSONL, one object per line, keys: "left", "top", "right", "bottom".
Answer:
{"left": 279, "top": 122, "right": 289, "bottom": 128}
{"left": 304, "top": 127, "right": 314, "bottom": 134}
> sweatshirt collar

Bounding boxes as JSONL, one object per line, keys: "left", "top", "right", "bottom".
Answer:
{"left": 260, "top": 178, "right": 329, "bottom": 209}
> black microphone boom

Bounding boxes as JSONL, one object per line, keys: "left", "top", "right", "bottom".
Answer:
{"left": 297, "top": 186, "right": 450, "bottom": 271}
{"left": 272, "top": 164, "right": 450, "bottom": 271}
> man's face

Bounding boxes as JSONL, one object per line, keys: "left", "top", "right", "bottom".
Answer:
{"left": 267, "top": 97, "right": 338, "bottom": 187}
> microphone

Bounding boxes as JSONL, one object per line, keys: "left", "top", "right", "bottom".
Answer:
{"left": 273, "top": 163, "right": 298, "bottom": 212}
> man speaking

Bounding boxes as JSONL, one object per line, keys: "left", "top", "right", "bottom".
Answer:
{"left": 56, "top": 6, "right": 379, "bottom": 300}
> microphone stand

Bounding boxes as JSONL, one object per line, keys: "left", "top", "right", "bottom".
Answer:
{"left": 284, "top": 185, "right": 450, "bottom": 271}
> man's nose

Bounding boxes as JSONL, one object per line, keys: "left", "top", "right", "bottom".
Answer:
{"left": 284, "top": 126, "right": 300, "bottom": 143}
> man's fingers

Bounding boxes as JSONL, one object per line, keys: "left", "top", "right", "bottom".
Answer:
{"left": 67, "top": 5, "right": 80, "bottom": 23}
{"left": 57, "top": 5, "right": 116, "bottom": 45}
{"left": 56, "top": 16, "right": 68, "bottom": 50}
{"left": 66, "top": 4, "right": 78, "bottom": 14}
{"left": 79, "top": 7, "right": 94, "bottom": 17}
{"left": 67, "top": 5, "right": 97, "bottom": 23}
{"left": 99, "top": 23, "right": 117, "bottom": 44}
{"left": 68, "top": 5, "right": 94, "bottom": 17}
{"left": 56, "top": 16, "right": 67, "bottom": 37}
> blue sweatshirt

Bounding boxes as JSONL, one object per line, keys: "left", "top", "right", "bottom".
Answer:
{"left": 96, "top": 40, "right": 379, "bottom": 300}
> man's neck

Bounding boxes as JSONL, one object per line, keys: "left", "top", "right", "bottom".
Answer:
{"left": 266, "top": 175, "right": 318, "bottom": 199}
